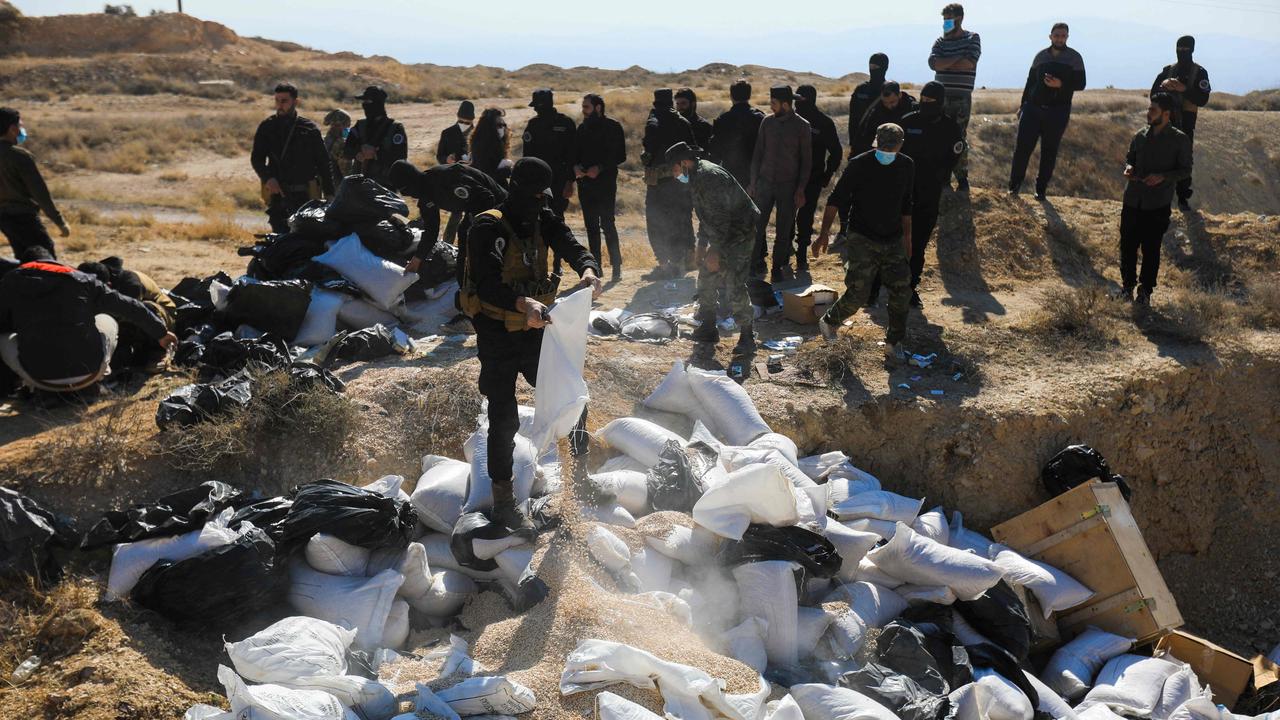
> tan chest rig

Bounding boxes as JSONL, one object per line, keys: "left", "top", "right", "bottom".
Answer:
{"left": 459, "top": 209, "right": 560, "bottom": 332}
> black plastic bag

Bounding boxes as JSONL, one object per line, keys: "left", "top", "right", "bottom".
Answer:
{"left": 224, "top": 279, "right": 312, "bottom": 340}
{"left": 967, "top": 642, "right": 1040, "bottom": 710}
{"left": 131, "top": 526, "right": 284, "bottom": 625}
{"left": 718, "top": 524, "right": 842, "bottom": 579}
{"left": 876, "top": 622, "right": 954, "bottom": 695}
{"left": 619, "top": 313, "right": 679, "bottom": 343}
{"left": 329, "top": 325, "right": 402, "bottom": 364}
{"left": 1042, "top": 445, "right": 1132, "bottom": 501}
{"left": 0, "top": 487, "right": 78, "bottom": 585}
{"left": 229, "top": 497, "right": 293, "bottom": 539}
{"left": 155, "top": 370, "right": 254, "bottom": 429}
{"left": 646, "top": 440, "right": 719, "bottom": 512}
{"left": 449, "top": 511, "right": 511, "bottom": 572}
{"left": 169, "top": 272, "right": 234, "bottom": 308}
{"left": 81, "top": 481, "right": 242, "bottom": 549}
{"left": 249, "top": 233, "right": 330, "bottom": 281}
{"left": 840, "top": 663, "right": 950, "bottom": 720}
{"left": 953, "top": 581, "right": 1033, "bottom": 663}
{"left": 289, "top": 200, "right": 347, "bottom": 241}
{"left": 328, "top": 175, "right": 409, "bottom": 225}
{"left": 173, "top": 324, "right": 220, "bottom": 368}
{"left": 746, "top": 277, "right": 780, "bottom": 308}
{"left": 898, "top": 605, "right": 976, "bottom": 693}
{"left": 288, "top": 362, "right": 346, "bottom": 393}
{"left": 278, "top": 480, "right": 417, "bottom": 553}
{"left": 354, "top": 219, "right": 414, "bottom": 259}
{"left": 198, "top": 332, "right": 293, "bottom": 379}
{"left": 412, "top": 238, "right": 458, "bottom": 289}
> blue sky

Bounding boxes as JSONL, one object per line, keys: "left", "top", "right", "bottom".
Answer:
{"left": 19, "top": 0, "right": 1280, "bottom": 93}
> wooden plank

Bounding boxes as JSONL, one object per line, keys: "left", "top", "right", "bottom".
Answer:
{"left": 1092, "top": 484, "right": 1183, "bottom": 629}
{"left": 992, "top": 480, "right": 1111, "bottom": 548}
{"left": 1032, "top": 523, "right": 1138, "bottom": 602}
{"left": 1060, "top": 590, "right": 1162, "bottom": 642}
{"left": 1023, "top": 512, "right": 1109, "bottom": 557}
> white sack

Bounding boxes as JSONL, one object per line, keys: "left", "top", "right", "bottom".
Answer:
{"left": 494, "top": 547, "right": 534, "bottom": 587}
{"left": 853, "top": 556, "right": 906, "bottom": 588}
{"left": 643, "top": 361, "right": 705, "bottom": 418}
{"left": 797, "top": 451, "right": 851, "bottom": 481}
{"left": 413, "top": 456, "right": 471, "bottom": 534}
{"left": 599, "top": 417, "right": 683, "bottom": 467}
{"left": 1079, "top": 655, "right": 1182, "bottom": 718}
{"left": 1022, "top": 670, "right": 1080, "bottom": 720}
{"left": 218, "top": 665, "right": 358, "bottom": 720}
{"left": 748, "top": 433, "right": 799, "bottom": 466}
{"left": 1167, "top": 697, "right": 1243, "bottom": 720}
{"left": 314, "top": 234, "right": 419, "bottom": 311}
{"left": 337, "top": 297, "right": 399, "bottom": 330}
{"left": 529, "top": 287, "right": 591, "bottom": 454}
{"left": 306, "top": 534, "right": 371, "bottom": 576}
{"left": 827, "top": 581, "right": 909, "bottom": 629}
{"left": 366, "top": 542, "right": 432, "bottom": 604}
{"left": 816, "top": 519, "right": 880, "bottom": 583}
{"left": 693, "top": 463, "right": 799, "bottom": 539}
{"left": 718, "top": 445, "right": 816, "bottom": 489}
{"left": 184, "top": 705, "right": 232, "bottom": 720}
{"left": 590, "top": 470, "right": 650, "bottom": 516}
{"left": 866, "top": 522, "right": 1004, "bottom": 601}
{"left": 912, "top": 506, "right": 951, "bottom": 545}
{"left": 419, "top": 533, "right": 497, "bottom": 580}
{"left": 989, "top": 543, "right": 1095, "bottom": 618}
{"left": 295, "top": 289, "right": 348, "bottom": 346}
{"left": 796, "top": 606, "right": 835, "bottom": 659}
{"left": 362, "top": 475, "right": 410, "bottom": 502}
{"left": 789, "top": 683, "right": 900, "bottom": 720}
{"left": 588, "top": 526, "right": 633, "bottom": 572}
{"left": 597, "top": 453, "right": 652, "bottom": 474}
{"left": 629, "top": 548, "right": 673, "bottom": 593}
{"left": 582, "top": 503, "right": 638, "bottom": 528}
{"left": 287, "top": 564, "right": 404, "bottom": 650}
{"left": 723, "top": 617, "right": 769, "bottom": 673}
{"left": 280, "top": 675, "right": 400, "bottom": 720}
{"left": 950, "top": 668, "right": 1034, "bottom": 720}
{"left": 735, "top": 560, "right": 800, "bottom": 667}
{"left": 949, "top": 511, "right": 996, "bottom": 557}
{"left": 1077, "top": 705, "right": 1130, "bottom": 720}
{"left": 826, "top": 608, "right": 869, "bottom": 658}
{"left": 381, "top": 599, "right": 411, "bottom": 649}
{"left": 471, "top": 535, "right": 527, "bottom": 561}
{"left": 831, "top": 490, "right": 923, "bottom": 524}
{"left": 226, "top": 616, "right": 354, "bottom": 684}
{"left": 1153, "top": 664, "right": 1205, "bottom": 720}
{"left": 596, "top": 691, "right": 666, "bottom": 720}
{"left": 765, "top": 695, "right": 807, "bottom": 720}
{"left": 416, "top": 569, "right": 478, "bottom": 617}
{"left": 686, "top": 366, "right": 772, "bottom": 446}
{"left": 106, "top": 510, "right": 241, "bottom": 600}
{"left": 826, "top": 466, "right": 883, "bottom": 497}
{"left": 463, "top": 423, "right": 537, "bottom": 512}
{"left": 898, "top": 584, "right": 958, "bottom": 605}
{"left": 402, "top": 682, "right": 461, "bottom": 720}
{"left": 435, "top": 676, "right": 537, "bottom": 716}
{"left": 643, "top": 525, "right": 719, "bottom": 567}
{"left": 1040, "top": 626, "right": 1135, "bottom": 701}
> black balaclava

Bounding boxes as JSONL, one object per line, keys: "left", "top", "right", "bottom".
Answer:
{"left": 870, "top": 53, "right": 889, "bottom": 85}
{"left": 919, "top": 81, "right": 946, "bottom": 118}
{"left": 1176, "top": 36, "right": 1195, "bottom": 68}
{"left": 795, "top": 85, "right": 817, "bottom": 117}
{"left": 387, "top": 160, "right": 422, "bottom": 195}
{"left": 654, "top": 88, "right": 674, "bottom": 111}
{"left": 362, "top": 98, "right": 386, "bottom": 121}
{"left": 507, "top": 157, "right": 553, "bottom": 222}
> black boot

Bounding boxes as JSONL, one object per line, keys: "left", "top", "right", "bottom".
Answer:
{"left": 735, "top": 322, "right": 755, "bottom": 349}
{"left": 492, "top": 499, "right": 536, "bottom": 540}
{"left": 690, "top": 317, "right": 720, "bottom": 343}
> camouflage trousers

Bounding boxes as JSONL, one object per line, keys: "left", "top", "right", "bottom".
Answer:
{"left": 943, "top": 90, "right": 972, "bottom": 184}
{"left": 822, "top": 232, "right": 911, "bottom": 345}
{"left": 697, "top": 235, "right": 754, "bottom": 327}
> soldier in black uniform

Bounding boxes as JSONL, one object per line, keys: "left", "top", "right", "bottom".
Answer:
{"left": 387, "top": 159, "right": 507, "bottom": 274}
{"left": 849, "top": 53, "right": 890, "bottom": 152}
{"left": 794, "top": 85, "right": 843, "bottom": 275}
{"left": 710, "top": 80, "right": 765, "bottom": 188}
{"left": 1151, "top": 36, "right": 1210, "bottom": 211}
{"left": 575, "top": 94, "right": 627, "bottom": 281}
{"left": 343, "top": 85, "right": 408, "bottom": 188}
{"left": 437, "top": 101, "right": 475, "bottom": 165}
{"left": 460, "top": 158, "right": 601, "bottom": 534}
{"left": 675, "top": 88, "right": 713, "bottom": 150}
{"left": 642, "top": 89, "right": 696, "bottom": 279}
{"left": 898, "top": 81, "right": 963, "bottom": 306}
{"left": 521, "top": 89, "right": 577, "bottom": 220}
{"left": 250, "top": 83, "right": 335, "bottom": 233}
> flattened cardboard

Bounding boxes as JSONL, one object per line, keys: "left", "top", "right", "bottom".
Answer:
{"left": 1156, "top": 630, "right": 1253, "bottom": 709}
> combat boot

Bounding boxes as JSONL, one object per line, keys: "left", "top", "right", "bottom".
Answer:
{"left": 690, "top": 316, "right": 720, "bottom": 343}
{"left": 491, "top": 486, "right": 535, "bottom": 539}
{"left": 735, "top": 322, "right": 755, "bottom": 350}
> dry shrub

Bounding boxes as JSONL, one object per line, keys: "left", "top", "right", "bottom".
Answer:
{"left": 794, "top": 334, "right": 861, "bottom": 382}
{"left": 361, "top": 367, "right": 484, "bottom": 469}
{"left": 0, "top": 578, "right": 102, "bottom": 675}
{"left": 1242, "top": 278, "right": 1280, "bottom": 330}
{"left": 1025, "top": 284, "right": 1117, "bottom": 344}
{"left": 40, "top": 399, "right": 142, "bottom": 488}
{"left": 160, "top": 370, "right": 360, "bottom": 492}
{"left": 1144, "top": 286, "right": 1237, "bottom": 342}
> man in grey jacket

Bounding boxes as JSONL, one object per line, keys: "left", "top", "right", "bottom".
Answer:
{"left": 749, "top": 85, "right": 812, "bottom": 283}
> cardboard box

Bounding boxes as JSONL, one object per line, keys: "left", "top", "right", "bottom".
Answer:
{"left": 991, "top": 480, "right": 1182, "bottom": 643}
{"left": 1254, "top": 655, "right": 1279, "bottom": 690}
{"left": 1156, "top": 631, "right": 1253, "bottom": 710}
{"left": 783, "top": 284, "right": 838, "bottom": 325}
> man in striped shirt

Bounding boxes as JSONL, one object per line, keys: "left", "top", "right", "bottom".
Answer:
{"left": 928, "top": 3, "right": 981, "bottom": 192}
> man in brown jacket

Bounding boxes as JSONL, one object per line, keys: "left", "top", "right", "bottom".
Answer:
{"left": 749, "top": 86, "right": 812, "bottom": 283}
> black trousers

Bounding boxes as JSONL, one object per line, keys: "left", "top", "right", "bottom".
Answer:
{"left": 645, "top": 178, "right": 695, "bottom": 268}
{"left": 474, "top": 314, "right": 544, "bottom": 496}
{"left": 1175, "top": 111, "right": 1197, "bottom": 202}
{"left": 1119, "top": 204, "right": 1172, "bottom": 291}
{"left": 1010, "top": 103, "right": 1072, "bottom": 194}
{"left": 266, "top": 190, "right": 313, "bottom": 234}
{"left": 794, "top": 178, "right": 825, "bottom": 266}
{"left": 580, "top": 178, "right": 621, "bottom": 272}
{"left": 0, "top": 212, "right": 56, "bottom": 260}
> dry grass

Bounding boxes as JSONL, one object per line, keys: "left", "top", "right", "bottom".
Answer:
{"left": 39, "top": 399, "right": 145, "bottom": 489}
{"left": 1143, "top": 286, "right": 1237, "bottom": 342}
{"left": 158, "top": 369, "right": 360, "bottom": 493}
{"left": 0, "top": 578, "right": 102, "bottom": 676}
{"left": 1242, "top": 277, "right": 1280, "bottom": 330}
{"left": 970, "top": 113, "right": 1134, "bottom": 199}
{"left": 25, "top": 112, "right": 260, "bottom": 174}
{"left": 357, "top": 366, "right": 484, "bottom": 470}
{"left": 1024, "top": 284, "right": 1120, "bottom": 345}
{"left": 793, "top": 334, "right": 864, "bottom": 383}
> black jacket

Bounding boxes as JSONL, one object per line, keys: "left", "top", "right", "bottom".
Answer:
{"left": 469, "top": 205, "right": 600, "bottom": 313}
{"left": 1151, "top": 62, "right": 1211, "bottom": 127}
{"left": 682, "top": 112, "right": 713, "bottom": 151}
{"left": 710, "top": 103, "right": 766, "bottom": 187}
{"left": 848, "top": 78, "right": 885, "bottom": 146}
{"left": 523, "top": 110, "right": 578, "bottom": 191}
{"left": 642, "top": 108, "right": 695, "bottom": 169}
{"left": 1020, "top": 47, "right": 1087, "bottom": 107}
{"left": 344, "top": 115, "right": 409, "bottom": 187}
{"left": 853, "top": 93, "right": 919, "bottom": 156}
{"left": 401, "top": 164, "right": 508, "bottom": 259}
{"left": 796, "top": 104, "right": 843, "bottom": 186}
{"left": 436, "top": 124, "right": 472, "bottom": 165}
{"left": 899, "top": 109, "right": 963, "bottom": 205}
{"left": 0, "top": 262, "right": 166, "bottom": 380}
{"left": 575, "top": 115, "right": 626, "bottom": 184}
{"left": 251, "top": 113, "right": 336, "bottom": 196}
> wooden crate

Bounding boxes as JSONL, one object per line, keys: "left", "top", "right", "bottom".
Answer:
{"left": 991, "top": 480, "right": 1182, "bottom": 643}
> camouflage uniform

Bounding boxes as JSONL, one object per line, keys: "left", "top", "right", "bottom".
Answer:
{"left": 824, "top": 232, "right": 911, "bottom": 345}
{"left": 688, "top": 159, "right": 759, "bottom": 326}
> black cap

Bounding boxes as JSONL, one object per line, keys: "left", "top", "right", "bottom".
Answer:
{"left": 510, "top": 157, "right": 553, "bottom": 195}
{"left": 355, "top": 85, "right": 388, "bottom": 102}
{"left": 882, "top": 81, "right": 902, "bottom": 96}
{"left": 387, "top": 160, "right": 421, "bottom": 192}
{"left": 665, "top": 142, "right": 700, "bottom": 165}
{"left": 654, "top": 88, "right": 674, "bottom": 108}
{"left": 529, "top": 88, "right": 553, "bottom": 108}
{"left": 870, "top": 53, "right": 889, "bottom": 70}
{"left": 796, "top": 85, "right": 817, "bottom": 103}
{"left": 457, "top": 101, "right": 475, "bottom": 119}
{"left": 770, "top": 85, "right": 794, "bottom": 102}
{"left": 921, "top": 81, "right": 946, "bottom": 102}
{"left": 729, "top": 80, "right": 752, "bottom": 102}
{"left": 1177, "top": 35, "right": 1195, "bottom": 50}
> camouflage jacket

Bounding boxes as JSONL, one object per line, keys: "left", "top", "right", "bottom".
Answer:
{"left": 688, "top": 159, "right": 759, "bottom": 251}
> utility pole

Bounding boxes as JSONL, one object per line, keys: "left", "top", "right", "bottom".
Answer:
{"left": 178, "top": 1, "right": 183, "bottom": 12}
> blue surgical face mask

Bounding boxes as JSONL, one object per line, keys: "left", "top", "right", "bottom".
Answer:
{"left": 875, "top": 150, "right": 896, "bottom": 165}
{"left": 341, "top": 127, "right": 350, "bottom": 139}
{"left": 943, "top": 18, "right": 957, "bottom": 32}
{"left": 676, "top": 172, "right": 690, "bottom": 184}
{"left": 16, "top": 127, "right": 27, "bottom": 145}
